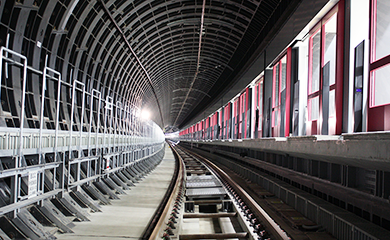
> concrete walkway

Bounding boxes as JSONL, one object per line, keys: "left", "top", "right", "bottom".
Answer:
{"left": 56, "top": 146, "right": 175, "bottom": 239}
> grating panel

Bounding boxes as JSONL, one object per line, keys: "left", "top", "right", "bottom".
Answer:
{"left": 186, "top": 187, "right": 226, "bottom": 200}
{"left": 186, "top": 175, "right": 222, "bottom": 188}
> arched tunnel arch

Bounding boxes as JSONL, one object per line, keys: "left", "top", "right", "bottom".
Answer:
{"left": 0, "top": 0, "right": 297, "bottom": 130}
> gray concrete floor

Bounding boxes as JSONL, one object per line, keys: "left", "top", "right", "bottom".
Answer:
{"left": 56, "top": 146, "right": 175, "bottom": 240}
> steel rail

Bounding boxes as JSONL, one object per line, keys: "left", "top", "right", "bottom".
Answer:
{"left": 153, "top": 144, "right": 252, "bottom": 239}
{"left": 143, "top": 142, "right": 184, "bottom": 240}
{"left": 177, "top": 145, "right": 290, "bottom": 240}
{"left": 147, "top": 142, "right": 284, "bottom": 239}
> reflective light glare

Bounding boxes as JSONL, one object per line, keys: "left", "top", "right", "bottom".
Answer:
{"left": 141, "top": 109, "right": 151, "bottom": 120}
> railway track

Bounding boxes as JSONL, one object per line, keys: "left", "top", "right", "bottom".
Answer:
{"left": 148, "top": 142, "right": 292, "bottom": 240}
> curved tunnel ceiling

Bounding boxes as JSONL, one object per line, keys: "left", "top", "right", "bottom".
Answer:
{"left": 0, "top": 0, "right": 302, "bottom": 129}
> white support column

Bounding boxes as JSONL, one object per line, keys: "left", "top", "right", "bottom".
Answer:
{"left": 250, "top": 84, "right": 256, "bottom": 139}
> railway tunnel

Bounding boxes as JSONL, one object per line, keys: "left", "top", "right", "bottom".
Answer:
{"left": 0, "top": 0, "right": 390, "bottom": 239}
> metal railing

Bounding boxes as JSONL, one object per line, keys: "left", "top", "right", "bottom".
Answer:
{"left": 0, "top": 45, "right": 165, "bottom": 218}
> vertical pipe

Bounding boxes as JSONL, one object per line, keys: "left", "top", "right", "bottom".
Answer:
{"left": 88, "top": 91, "right": 94, "bottom": 156}
{"left": 79, "top": 83, "right": 85, "bottom": 156}
{"left": 68, "top": 81, "right": 76, "bottom": 188}
{"left": 109, "top": 98, "right": 112, "bottom": 155}
{"left": 124, "top": 104, "right": 128, "bottom": 146}
{"left": 115, "top": 101, "right": 119, "bottom": 151}
{"left": 55, "top": 77, "right": 62, "bottom": 191}
{"left": 68, "top": 80, "right": 84, "bottom": 187}
{"left": 37, "top": 56, "right": 48, "bottom": 206}
{"left": 18, "top": 55, "right": 28, "bottom": 167}
{"left": 100, "top": 96, "right": 109, "bottom": 172}
{"left": 5, "top": 35, "right": 9, "bottom": 79}
{"left": 109, "top": 97, "right": 113, "bottom": 168}
{"left": 87, "top": 91, "right": 94, "bottom": 178}
{"left": 69, "top": 81, "right": 76, "bottom": 158}
{"left": 39, "top": 55, "right": 48, "bottom": 164}
{"left": 55, "top": 77, "right": 62, "bottom": 161}
{"left": 103, "top": 96, "right": 107, "bottom": 156}
{"left": 96, "top": 92, "right": 101, "bottom": 153}
{"left": 13, "top": 50, "right": 28, "bottom": 216}
{"left": 114, "top": 101, "right": 118, "bottom": 168}
{"left": 0, "top": 48, "right": 3, "bottom": 106}
{"left": 103, "top": 96, "right": 113, "bottom": 170}
{"left": 95, "top": 93, "right": 101, "bottom": 177}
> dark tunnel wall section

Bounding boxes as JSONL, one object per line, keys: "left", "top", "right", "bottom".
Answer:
{"left": 0, "top": 0, "right": 306, "bottom": 128}
{"left": 0, "top": 0, "right": 162, "bottom": 129}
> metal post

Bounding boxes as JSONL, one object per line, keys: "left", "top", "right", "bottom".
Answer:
{"left": 79, "top": 82, "right": 86, "bottom": 158}
{"left": 69, "top": 82, "right": 76, "bottom": 158}
{"left": 54, "top": 74, "right": 62, "bottom": 191}
{"left": 109, "top": 97, "right": 113, "bottom": 153}
{"left": 124, "top": 104, "right": 128, "bottom": 146}
{"left": 39, "top": 55, "right": 48, "bottom": 164}
{"left": 0, "top": 48, "right": 3, "bottom": 111}
{"left": 103, "top": 97, "right": 107, "bottom": 153}
{"left": 69, "top": 80, "right": 85, "bottom": 156}
{"left": 88, "top": 91, "right": 94, "bottom": 156}
{"left": 127, "top": 104, "right": 131, "bottom": 142}
{"left": 103, "top": 97, "right": 108, "bottom": 172}
{"left": 88, "top": 89, "right": 101, "bottom": 155}
{"left": 0, "top": 47, "right": 29, "bottom": 216}
{"left": 103, "top": 96, "right": 113, "bottom": 170}
{"left": 18, "top": 52, "right": 28, "bottom": 168}
{"left": 4, "top": 34, "right": 9, "bottom": 79}
{"left": 16, "top": 52, "right": 28, "bottom": 216}
{"left": 96, "top": 91, "right": 101, "bottom": 153}
{"left": 37, "top": 55, "right": 48, "bottom": 207}
{"left": 87, "top": 90, "right": 95, "bottom": 178}
{"left": 116, "top": 101, "right": 122, "bottom": 167}
{"left": 68, "top": 80, "right": 85, "bottom": 187}
{"left": 68, "top": 82, "right": 76, "bottom": 188}
{"left": 54, "top": 75, "right": 62, "bottom": 161}
{"left": 95, "top": 92, "right": 101, "bottom": 177}
{"left": 115, "top": 101, "right": 119, "bottom": 151}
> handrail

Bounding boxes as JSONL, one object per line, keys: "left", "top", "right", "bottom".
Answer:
{"left": 0, "top": 47, "right": 28, "bottom": 168}
{"left": 0, "top": 129, "right": 163, "bottom": 151}
{"left": 0, "top": 45, "right": 165, "bottom": 216}
{"left": 0, "top": 46, "right": 29, "bottom": 215}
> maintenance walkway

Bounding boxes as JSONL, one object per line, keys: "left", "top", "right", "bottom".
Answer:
{"left": 56, "top": 145, "right": 175, "bottom": 239}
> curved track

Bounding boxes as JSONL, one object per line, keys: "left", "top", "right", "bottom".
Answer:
{"left": 149, "top": 142, "right": 292, "bottom": 240}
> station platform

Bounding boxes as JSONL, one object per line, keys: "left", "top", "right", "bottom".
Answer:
{"left": 56, "top": 145, "right": 175, "bottom": 240}
{"left": 183, "top": 131, "right": 390, "bottom": 171}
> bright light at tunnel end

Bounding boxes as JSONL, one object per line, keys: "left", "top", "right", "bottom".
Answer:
{"left": 141, "top": 109, "right": 151, "bottom": 120}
